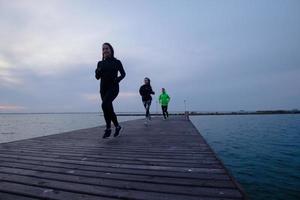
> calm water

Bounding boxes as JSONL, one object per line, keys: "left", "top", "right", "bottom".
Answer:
{"left": 0, "top": 113, "right": 142, "bottom": 143}
{"left": 191, "top": 114, "right": 300, "bottom": 200}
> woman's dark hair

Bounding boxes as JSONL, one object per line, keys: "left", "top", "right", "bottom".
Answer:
{"left": 102, "top": 42, "right": 114, "bottom": 60}
{"left": 144, "top": 77, "right": 151, "bottom": 85}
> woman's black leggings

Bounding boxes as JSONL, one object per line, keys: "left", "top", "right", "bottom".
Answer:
{"left": 101, "top": 86, "right": 119, "bottom": 129}
{"left": 143, "top": 100, "right": 152, "bottom": 118}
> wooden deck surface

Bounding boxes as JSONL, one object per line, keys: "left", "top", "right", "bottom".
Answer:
{"left": 0, "top": 116, "right": 247, "bottom": 200}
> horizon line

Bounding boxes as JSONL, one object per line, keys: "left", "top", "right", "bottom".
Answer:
{"left": 0, "top": 109, "right": 299, "bottom": 115}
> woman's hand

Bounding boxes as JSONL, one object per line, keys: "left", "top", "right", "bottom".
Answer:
{"left": 95, "top": 68, "right": 101, "bottom": 80}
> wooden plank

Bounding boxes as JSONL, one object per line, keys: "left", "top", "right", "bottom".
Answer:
{"left": 0, "top": 169, "right": 242, "bottom": 198}
{"left": 0, "top": 150, "right": 219, "bottom": 165}
{"left": 0, "top": 116, "right": 247, "bottom": 199}
{"left": 0, "top": 146, "right": 216, "bottom": 160}
{"left": 0, "top": 162, "right": 234, "bottom": 187}
{"left": 0, "top": 192, "right": 41, "bottom": 200}
{"left": 1, "top": 145, "right": 214, "bottom": 155}
{"left": 0, "top": 151, "right": 221, "bottom": 169}
{"left": 0, "top": 153, "right": 226, "bottom": 173}
{"left": 0, "top": 157, "right": 229, "bottom": 180}
{"left": 0, "top": 147, "right": 219, "bottom": 163}
{"left": 0, "top": 173, "right": 242, "bottom": 200}
{"left": 0, "top": 181, "right": 114, "bottom": 200}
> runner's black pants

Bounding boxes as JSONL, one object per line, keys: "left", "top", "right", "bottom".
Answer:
{"left": 101, "top": 86, "right": 119, "bottom": 129}
{"left": 162, "top": 105, "right": 168, "bottom": 119}
{"left": 143, "top": 100, "right": 152, "bottom": 118}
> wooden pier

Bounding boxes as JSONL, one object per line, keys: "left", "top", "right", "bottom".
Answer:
{"left": 0, "top": 116, "right": 247, "bottom": 200}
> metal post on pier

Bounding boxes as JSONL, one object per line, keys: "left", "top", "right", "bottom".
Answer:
{"left": 184, "top": 100, "right": 189, "bottom": 120}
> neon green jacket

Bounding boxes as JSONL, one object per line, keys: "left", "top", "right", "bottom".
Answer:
{"left": 159, "top": 92, "right": 170, "bottom": 106}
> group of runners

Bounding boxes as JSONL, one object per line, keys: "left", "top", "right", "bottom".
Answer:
{"left": 139, "top": 77, "right": 170, "bottom": 125}
{"left": 95, "top": 42, "right": 171, "bottom": 139}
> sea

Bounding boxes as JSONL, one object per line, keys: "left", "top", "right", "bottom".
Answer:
{"left": 191, "top": 114, "right": 300, "bottom": 200}
{"left": 0, "top": 113, "right": 299, "bottom": 199}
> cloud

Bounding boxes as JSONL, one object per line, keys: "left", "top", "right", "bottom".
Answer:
{"left": 82, "top": 93, "right": 99, "bottom": 102}
{"left": 0, "top": 55, "right": 23, "bottom": 87}
{"left": 82, "top": 91, "right": 139, "bottom": 102}
{"left": 118, "top": 92, "right": 139, "bottom": 98}
{"left": 0, "top": 0, "right": 112, "bottom": 76}
{"left": 0, "top": 104, "right": 26, "bottom": 111}
{"left": 0, "top": 0, "right": 299, "bottom": 112}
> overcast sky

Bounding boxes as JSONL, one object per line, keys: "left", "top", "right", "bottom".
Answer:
{"left": 0, "top": 0, "right": 299, "bottom": 113}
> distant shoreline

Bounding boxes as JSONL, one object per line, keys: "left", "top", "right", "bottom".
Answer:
{"left": 1, "top": 110, "right": 299, "bottom": 116}
{"left": 188, "top": 110, "right": 300, "bottom": 116}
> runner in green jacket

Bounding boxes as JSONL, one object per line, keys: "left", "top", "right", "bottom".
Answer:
{"left": 159, "top": 88, "right": 170, "bottom": 119}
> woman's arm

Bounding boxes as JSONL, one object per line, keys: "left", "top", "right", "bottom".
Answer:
{"left": 116, "top": 60, "right": 126, "bottom": 83}
{"left": 150, "top": 86, "right": 155, "bottom": 95}
{"left": 95, "top": 62, "right": 102, "bottom": 80}
{"left": 139, "top": 86, "right": 144, "bottom": 96}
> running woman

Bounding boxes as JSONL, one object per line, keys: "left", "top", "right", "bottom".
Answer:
{"left": 139, "top": 77, "right": 155, "bottom": 124}
{"left": 159, "top": 88, "right": 170, "bottom": 119}
{"left": 95, "top": 43, "right": 126, "bottom": 138}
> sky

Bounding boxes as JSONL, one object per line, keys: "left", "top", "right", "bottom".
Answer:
{"left": 0, "top": 0, "right": 299, "bottom": 113}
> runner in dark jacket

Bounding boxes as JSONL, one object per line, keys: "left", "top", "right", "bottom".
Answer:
{"left": 139, "top": 77, "right": 155, "bottom": 124}
{"left": 95, "top": 43, "right": 126, "bottom": 138}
